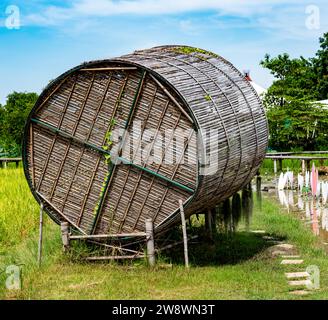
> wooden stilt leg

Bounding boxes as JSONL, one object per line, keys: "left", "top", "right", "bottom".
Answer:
{"left": 211, "top": 207, "right": 217, "bottom": 235}
{"left": 37, "top": 204, "right": 44, "bottom": 267}
{"left": 207, "top": 208, "right": 212, "bottom": 237}
{"left": 302, "top": 160, "right": 305, "bottom": 175}
{"left": 145, "top": 219, "right": 155, "bottom": 267}
{"left": 179, "top": 200, "right": 189, "bottom": 269}
{"left": 278, "top": 159, "right": 283, "bottom": 172}
{"left": 60, "top": 222, "right": 70, "bottom": 252}
{"left": 256, "top": 175, "right": 262, "bottom": 193}
{"left": 306, "top": 160, "right": 311, "bottom": 172}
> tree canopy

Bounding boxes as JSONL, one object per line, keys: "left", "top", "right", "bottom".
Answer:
{"left": 261, "top": 32, "right": 328, "bottom": 151}
{"left": 0, "top": 92, "right": 38, "bottom": 156}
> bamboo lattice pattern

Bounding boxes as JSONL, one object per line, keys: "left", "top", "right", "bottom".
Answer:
{"left": 23, "top": 45, "right": 268, "bottom": 236}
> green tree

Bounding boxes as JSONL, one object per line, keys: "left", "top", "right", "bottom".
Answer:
{"left": 0, "top": 92, "right": 38, "bottom": 156}
{"left": 261, "top": 33, "right": 328, "bottom": 151}
{"left": 312, "top": 32, "right": 328, "bottom": 100}
{"left": 266, "top": 99, "right": 328, "bottom": 151}
{"left": 261, "top": 32, "right": 328, "bottom": 102}
{"left": 260, "top": 53, "right": 316, "bottom": 101}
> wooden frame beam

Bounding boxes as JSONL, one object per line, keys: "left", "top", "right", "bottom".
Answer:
{"left": 36, "top": 191, "right": 86, "bottom": 235}
{"left": 31, "top": 118, "right": 194, "bottom": 194}
{"left": 70, "top": 232, "right": 146, "bottom": 239}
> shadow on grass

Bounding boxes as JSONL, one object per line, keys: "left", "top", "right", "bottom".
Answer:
{"left": 160, "top": 230, "right": 286, "bottom": 266}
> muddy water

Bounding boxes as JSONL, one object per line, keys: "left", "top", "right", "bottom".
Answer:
{"left": 260, "top": 176, "right": 328, "bottom": 245}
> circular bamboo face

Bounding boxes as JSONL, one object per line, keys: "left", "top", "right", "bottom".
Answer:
{"left": 23, "top": 64, "right": 197, "bottom": 235}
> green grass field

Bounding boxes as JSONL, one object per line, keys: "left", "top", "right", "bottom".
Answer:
{"left": 0, "top": 167, "right": 327, "bottom": 300}
{"left": 260, "top": 154, "right": 328, "bottom": 174}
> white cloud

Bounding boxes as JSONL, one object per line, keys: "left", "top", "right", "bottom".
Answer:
{"left": 73, "top": 0, "right": 276, "bottom": 16}
{"left": 22, "top": 0, "right": 307, "bottom": 24}
{"left": 20, "top": 0, "right": 328, "bottom": 42}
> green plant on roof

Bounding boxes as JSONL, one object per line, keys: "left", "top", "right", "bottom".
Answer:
{"left": 172, "top": 46, "right": 220, "bottom": 59}
{"left": 204, "top": 94, "right": 212, "bottom": 101}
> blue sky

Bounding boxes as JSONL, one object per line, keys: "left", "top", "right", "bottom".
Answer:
{"left": 0, "top": 0, "right": 327, "bottom": 104}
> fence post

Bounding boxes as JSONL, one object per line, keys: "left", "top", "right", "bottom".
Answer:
{"left": 179, "top": 200, "right": 189, "bottom": 269}
{"left": 37, "top": 203, "right": 44, "bottom": 267}
{"left": 206, "top": 208, "right": 213, "bottom": 238}
{"left": 273, "top": 160, "right": 277, "bottom": 175}
{"left": 145, "top": 219, "right": 155, "bottom": 267}
{"left": 306, "top": 160, "right": 311, "bottom": 172}
{"left": 256, "top": 175, "right": 262, "bottom": 193}
{"left": 302, "top": 160, "right": 305, "bottom": 175}
{"left": 211, "top": 207, "right": 217, "bottom": 235}
{"left": 60, "top": 222, "right": 70, "bottom": 252}
{"left": 278, "top": 159, "right": 283, "bottom": 172}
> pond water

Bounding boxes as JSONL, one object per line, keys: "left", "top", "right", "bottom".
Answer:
{"left": 260, "top": 176, "right": 328, "bottom": 245}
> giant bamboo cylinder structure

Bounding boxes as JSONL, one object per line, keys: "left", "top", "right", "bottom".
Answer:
{"left": 23, "top": 45, "right": 268, "bottom": 236}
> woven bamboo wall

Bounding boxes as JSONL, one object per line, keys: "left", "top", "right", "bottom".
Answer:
{"left": 23, "top": 45, "right": 268, "bottom": 236}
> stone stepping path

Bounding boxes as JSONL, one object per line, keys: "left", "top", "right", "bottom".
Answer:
{"left": 288, "top": 279, "right": 312, "bottom": 286}
{"left": 281, "top": 259, "right": 304, "bottom": 265}
{"left": 261, "top": 234, "right": 315, "bottom": 296}
{"left": 250, "top": 230, "right": 266, "bottom": 234}
{"left": 289, "top": 290, "right": 311, "bottom": 296}
{"left": 271, "top": 250, "right": 289, "bottom": 256}
{"left": 262, "top": 236, "right": 275, "bottom": 240}
{"left": 276, "top": 243, "right": 294, "bottom": 250}
{"left": 285, "top": 272, "right": 310, "bottom": 279}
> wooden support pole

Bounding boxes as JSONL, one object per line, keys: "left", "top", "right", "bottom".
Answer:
{"left": 70, "top": 232, "right": 146, "bottom": 240}
{"left": 37, "top": 204, "right": 44, "bottom": 268}
{"left": 302, "top": 160, "right": 306, "bottom": 175}
{"left": 273, "top": 160, "right": 277, "bottom": 175}
{"left": 179, "top": 200, "right": 189, "bottom": 269}
{"left": 206, "top": 208, "right": 213, "bottom": 238}
{"left": 204, "top": 211, "right": 209, "bottom": 230}
{"left": 306, "top": 160, "right": 311, "bottom": 171}
{"left": 256, "top": 175, "right": 262, "bottom": 193}
{"left": 278, "top": 159, "right": 283, "bottom": 172}
{"left": 145, "top": 219, "right": 155, "bottom": 267}
{"left": 60, "top": 222, "right": 70, "bottom": 252}
{"left": 211, "top": 208, "right": 217, "bottom": 235}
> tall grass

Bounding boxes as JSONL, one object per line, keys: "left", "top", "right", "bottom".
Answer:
{"left": 0, "top": 167, "right": 62, "bottom": 298}
{"left": 0, "top": 167, "right": 40, "bottom": 250}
